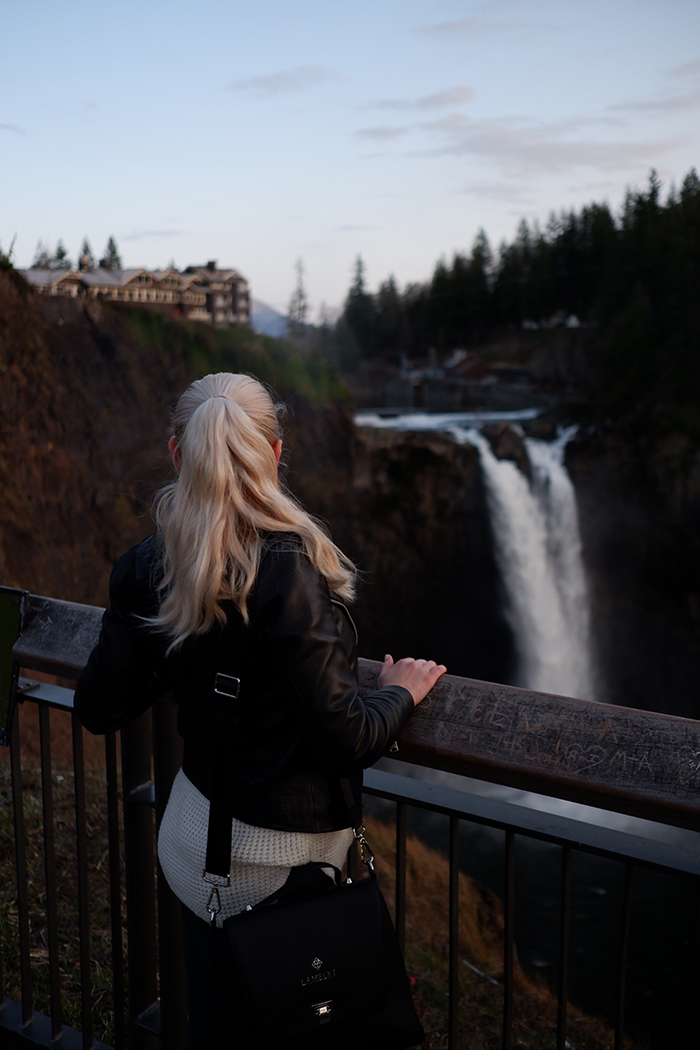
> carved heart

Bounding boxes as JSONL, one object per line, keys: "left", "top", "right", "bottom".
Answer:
{"left": 565, "top": 743, "right": 606, "bottom": 773}
{"left": 677, "top": 746, "right": 700, "bottom": 786}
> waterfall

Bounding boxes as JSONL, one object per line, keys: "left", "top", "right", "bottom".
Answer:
{"left": 355, "top": 410, "right": 597, "bottom": 701}
{"left": 452, "top": 425, "right": 595, "bottom": 700}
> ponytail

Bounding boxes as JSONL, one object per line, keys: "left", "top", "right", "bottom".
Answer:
{"left": 148, "top": 373, "right": 356, "bottom": 651}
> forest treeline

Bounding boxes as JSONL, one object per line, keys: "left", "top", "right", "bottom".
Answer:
{"left": 336, "top": 169, "right": 700, "bottom": 434}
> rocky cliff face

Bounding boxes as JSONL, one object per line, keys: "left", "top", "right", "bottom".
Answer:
{"left": 0, "top": 273, "right": 512, "bottom": 682}
{"left": 297, "top": 425, "right": 515, "bottom": 682}
{"left": 566, "top": 429, "right": 700, "bottom": 717}
{"left": 0, "top": 271, "right": 193, "bottom": 603}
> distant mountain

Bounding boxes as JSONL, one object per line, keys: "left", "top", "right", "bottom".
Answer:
{"left": 251, "top": 299, "right": 288, "bottom": 339}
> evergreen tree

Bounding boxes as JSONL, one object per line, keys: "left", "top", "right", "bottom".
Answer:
{"left": 0, "top": 236, "right": 15, "bottom": 272}
{"left": 102, "top": 236, "right": 122, "bottom": 270}
{"left": 342, "top": 256, "right": 376, "bottom": 358}
{"left": 31, "top": 240, "right": 52, "bottom": 269}
{"left": 374, "top": 276, "right": 408, "bottom": 360}
{"left": 51, "top": 240, "right": 72, "bottom": 270}
{"left": 288, "top": 257, "right": 309, "bottom": 327}
{"left": 78, "top": 237, "right": 95, "bottom": 271}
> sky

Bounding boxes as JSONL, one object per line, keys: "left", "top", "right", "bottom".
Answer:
{"left": 2, "top": 0, "right": 699, "bottom": 317}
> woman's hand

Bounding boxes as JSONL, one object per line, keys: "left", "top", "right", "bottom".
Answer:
{"left": 378, "top": 654, "right": 447, "bottom": 706}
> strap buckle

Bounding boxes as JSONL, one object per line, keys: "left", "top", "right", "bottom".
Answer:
{"left": 214, "top": 672, "right": 240, "bottom": 699}
{"left": 203, "top": 869, "right": 231, "bottom": 888}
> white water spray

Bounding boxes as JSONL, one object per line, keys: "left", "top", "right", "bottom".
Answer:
{"left": 355, "top": 410, "right": 596, "bottom": 701}
{"left": 452, "top": 425, "right": 595, "bottom": 700}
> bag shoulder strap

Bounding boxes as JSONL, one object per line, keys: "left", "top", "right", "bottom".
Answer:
{"left": 203, "top": 647, "right": 369, "bottom": 925}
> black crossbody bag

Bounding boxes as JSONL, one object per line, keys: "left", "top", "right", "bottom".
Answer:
{"left": 203, "top": 668, "right": 425, "bottom": 1050}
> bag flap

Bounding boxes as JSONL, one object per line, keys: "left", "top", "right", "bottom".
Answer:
{"left": 225, "top": 878, "right": 386, "bottom": 1045}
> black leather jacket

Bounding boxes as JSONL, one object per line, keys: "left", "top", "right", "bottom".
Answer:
{"left": 74, "top": 533, "right": 414, "bottom": 832}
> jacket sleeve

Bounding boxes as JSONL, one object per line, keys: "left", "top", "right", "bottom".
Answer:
{"left": 255, "top": 546, "right": 415, "bottom": 775}
{"left": 73, "top": 550, "right": 170, "bottom": 735}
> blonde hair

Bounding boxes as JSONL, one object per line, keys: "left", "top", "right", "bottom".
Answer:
{"left": 149, "top": 372, "right": 356, "bottom": 651}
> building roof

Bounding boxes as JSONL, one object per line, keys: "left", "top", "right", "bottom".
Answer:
{"left": 20, "top": 268, "right": 82, "bottom": 286}
{"left": 80, "top": 268, "right": 145, "bottom": 287}
{"left": 184, "top": 264, "right": 246, "bottom": 282}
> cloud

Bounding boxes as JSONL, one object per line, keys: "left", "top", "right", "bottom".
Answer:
{"left": 355, "top": 125, "right": 409, "bottom": 141}
{"left": 0, "top": 123, "right": 26, "bottom": 135}
{"left": 228, "top": 66, "right": 342, "bottom": 96}
{"left": 336, "top": 224, "right": 377, "bottom": 231}
{"left": 364, "top": 109, "right": 679, "bottom": 177}
{"left": 370, "top": 85, "right": 474, "bottom": 111}
{"left": 462, "top": 182, "right": 536, "bottom": 205}
{"left": 417, "top": 17, "right": 536, "bottom": 36}
{"left": 419, "top": 113, "right": 471, "bottom": 134}
{"left": 610, "top": 90, "right": 700, "bottom": 115}
{"left": 122, "top": 230, "right": 182, "bottom": 241}
{"left": 417, "top": 119, "right": 677, "bottom": 175}
{"left": 667, "top": 59, "right": 700, "bottom": 81}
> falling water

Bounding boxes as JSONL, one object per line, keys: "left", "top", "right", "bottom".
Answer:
{"left": 355, "top": 410, "right": 596, "bottom": 701}
{"left": 452, "top": 425, "right": 595, "bottom": 700}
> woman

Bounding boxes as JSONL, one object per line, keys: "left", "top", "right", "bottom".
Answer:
{"left": 74, "top": 372, "right": 446, "bottom": 1047}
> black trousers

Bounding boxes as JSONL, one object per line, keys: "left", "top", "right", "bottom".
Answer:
{"left": 181, "top": 903, "right": 241, "bottom": 1050}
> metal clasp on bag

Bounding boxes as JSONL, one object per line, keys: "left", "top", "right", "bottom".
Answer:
{"left": 313, "top": 1000, "right": 333, "bottom": 1024}
{"left": 214, "top": 672, "right": 240, "bottom": 698}
{"left": 353, "top": 823, "right": 375, "bottom": 873}
{"left": 203, "top": 869, "right": 231, "bottom": 929}
{"left": 206, "top": 885, "right": 222, "bottom": 928}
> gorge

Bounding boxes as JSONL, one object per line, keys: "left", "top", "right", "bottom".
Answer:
{"left": 2, "top": 268, "right": 700, "bottom": 722}
{"left": 3, "top": 271, "right": 700, "bottom": 1047}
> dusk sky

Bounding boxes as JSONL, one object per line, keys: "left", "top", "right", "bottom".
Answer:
{"left": 2, "top": 0, "right": 699, "bottom": 317}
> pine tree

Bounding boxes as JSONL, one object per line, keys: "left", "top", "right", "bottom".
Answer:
{"left": 79, "top": 237, "right": 95, "bottom": 271}
{"left": 288, "top": 257, "right": 309, "bottom": 327}
{"left": 102, "top": 236, "right": 122, "bottom": 271}
{"left": 342, "top": 255, "right": 376, "bottom": 357}
{"left": 0, "top": 236, "right": 15, "bottom": 271}
{"left": 31, "top": 240, "right": 52, "bottom": 269}
{"left": 52, "top": 240, "right": 72, "bottom": 271}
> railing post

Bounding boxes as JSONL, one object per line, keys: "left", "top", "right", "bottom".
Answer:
{"left": 395, "top": 801, "right": 407, "bottom": 952}
{"left": 613, "top": 862, "right": 634, "bottom": 1050}
{"left": 502, "top": 829, "right": 515, "bottom": 1050}
{"left": 39, "top": 704, "right": 62, "bottom": 1038}
{"left": 105, "top": 731, "right": 127, "bottom": 1050}
{"left": 556, "top": 845, "right": 572, "bottom": 1050}
{"left": 448, "top": 815, "right": 460, "bottom": 1049}
{"left": 72, "top": 713, "right": 94, "bottom": 1048}
{"left": 121, "top": 708, "right": 159, "bottom": 1050}
{"left": 10, "top": 706, "right": 32, "bottom": 1024}
{"left": 153, "top": 698, "right": 186, "bottom": 1050}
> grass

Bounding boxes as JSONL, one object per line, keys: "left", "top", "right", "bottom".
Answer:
{"left": 116, "top": 303, "right": 350, "bottom": 404}
{"left": 0, "top": 704, "right": 645, "bottom": 1049}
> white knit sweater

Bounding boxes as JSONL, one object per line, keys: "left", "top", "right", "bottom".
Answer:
{"left": 158, "top": 769, "right": 354, "bottom": 923}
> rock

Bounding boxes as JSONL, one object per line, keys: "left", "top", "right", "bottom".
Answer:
{"left": 480, "top": 423, "right": 531, "bottom": 478}
{"left": 521, "top": 420, "right": 557, "bottom": 441}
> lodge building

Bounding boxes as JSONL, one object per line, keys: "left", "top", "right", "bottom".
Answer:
{"left": 19, "top": 259, "right": 250, "bottom": 327}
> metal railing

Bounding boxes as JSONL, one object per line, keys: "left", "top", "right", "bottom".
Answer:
{"left": 2, "top": 592, "right": 700, "bottom": 1049}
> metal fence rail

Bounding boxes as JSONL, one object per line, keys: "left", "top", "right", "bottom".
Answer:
{"left": 2, "top": 591, "right": 700, "bottom": 1049}
{"left": 363, "top": 767, "right": 700, "bottom": 1050}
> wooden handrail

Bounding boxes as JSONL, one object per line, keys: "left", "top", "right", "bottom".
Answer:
{"left": 14, "top": 593, "right": 700, "bottom": 832}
